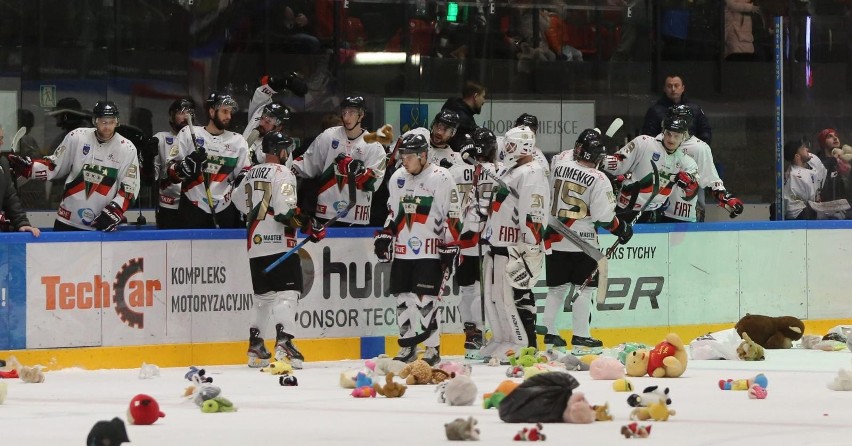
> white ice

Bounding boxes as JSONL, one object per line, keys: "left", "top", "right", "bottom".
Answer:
{"left": 2, "top": 349, "right": 852, "bottom": 445}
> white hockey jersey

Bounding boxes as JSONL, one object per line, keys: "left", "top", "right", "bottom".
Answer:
{"left": 482, "top": 160, "right": 550, "bottom": 248}
{"left": 292, "top": 126, "right": 386, "bottom": 225}
{"left": 784, "top": 156, "right": 826, "bottom": 219}
{"left": 153, "top": 130, "right": 181, "bottom": 209}
{"left": 242, "top": 83, "right": 277, "bottom": 143}
{"left": 232, "top": 163, "right": 299, "bottom": 258}
{"left": 663, "top": 135, "right": 723, "bottom": 222}
{"left": 546, "top": 155, "right": 617, "bottom": 252}
{"left": 385, "top": 163, "right": 461, "bottom": 260}
{"left": 603, "top": 135, "right": 699, "bottom": 212}
{"left": 445, "top": 161, "right": 499, "bottom": 256}
{"left": 29, "top": 128, "right": 140, "bottom": 230}
{"left": 172, "top": 125, "right": 251, "bottom": 214}
{"left": 402, "top": 127, "right": 462, "bottom": 166}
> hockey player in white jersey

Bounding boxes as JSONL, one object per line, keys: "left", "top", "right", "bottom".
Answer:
{"left": 399, "top": 110, "right": 463, "bottom": 167}
{"left": 661, "top": 105, "right": 744, "bottom": 222}
{"left": 442, "top": 127, "right": 499, "bottom": 359}
{"left": 496, "top": 116, "right": 550, "bottom": 177}
{"left": 153, "top": 97, "right": 194, "bottom": 229}
{"left": 374, "top": 133, "right": 462, "bottom": 366}
{"left": 480, "top": 125, "right": 550, "bottom": 362}
{"left": 241, "top": 72, "right": 307, "bottom": 147}
{"left": 293, "top": 96, "right": 386, "bottom": 226}
{"left": 245, "top": 102, "right": 291, "bottom": 166}
{"left": 541, "top": 131, "right": 633, "bottom": 354}
{"left": 232, "top": 132, "right": 325, "bottom": 369}
{"left": 166, "top": 92, "right": 250, "bottom": 228}
{"left": 603, "top": 116, "right": 700, "bottom": 222}
{"left": 8, "top": 101, "right": 140, "bottom": 231}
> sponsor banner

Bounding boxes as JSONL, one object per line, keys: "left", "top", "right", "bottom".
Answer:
{"left": 293, "top": 239, "right": 464, "bottom": 338}
{"left": 27, "top": 242, "right": 103, "bottom": 348}
{"left": 384, "top": 99, "right": 595, "bottom": 154}
{"left": 0, "top": 243, "right": 26, "bottom": 350}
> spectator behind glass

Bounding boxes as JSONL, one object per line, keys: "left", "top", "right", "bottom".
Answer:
{"left": 46, "top": 97, "right": 92, "bottom": 152}
{"left": 641, "top": 74, "right": 712, "bottom": 144}
{"left": 0, "top": 134, "right": 40, "bottom": 236}
{"left": 610, "top": 0, "right": 650, "bottom": 62}
{"left": 275, "top": 0, "right": 320, "bottom": 54}
{"left": 724, "top": 0, "right": 761, "bottom": 61}
{"left": 441, "top": 81, "right": 487, "bottom": 151}
{"left": 815, "top": 128, "right": 852, "bottom": 218}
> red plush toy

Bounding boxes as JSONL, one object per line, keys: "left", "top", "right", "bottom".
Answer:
{"left": 127, "top": 394, "right": 165, "bottom": 425}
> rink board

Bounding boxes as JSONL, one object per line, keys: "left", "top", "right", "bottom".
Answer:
{"left": 1, "top": 221, "right": 851, "bottom": 369}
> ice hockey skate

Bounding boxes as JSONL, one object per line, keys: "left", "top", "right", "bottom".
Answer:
{"left": 571, "top": 335, "right": 603, "bottom": 355}
{"left": 544, "top": 333, "right": 568, "bottom": 352}
{"left": 275, "top": 324, "right": 304, "bottom": 369}
{"left": 393, "top": 345, "right": 418, "bottom": 363}
{"left": 247, "top": 328, "right": 271, "bottom": 368}
{"left": 463, "top": 322, "right": 484, "bottom": 360}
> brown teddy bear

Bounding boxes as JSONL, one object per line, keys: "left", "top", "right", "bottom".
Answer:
{"left": 735, "top": 314, "right": 804, "bottom": 349}
{"left": 398, "top": 359, "right": 433, "bottom": 385}
{"left": 374, "top": 372, "right": 407, "bottom": 398}
{"left": 624, "top": 333, "right": 688, "bottom": 378}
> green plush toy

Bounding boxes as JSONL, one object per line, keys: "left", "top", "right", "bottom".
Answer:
{"left": 509, "top": 347, "right": 545, "bottom": 368}
{"left": 201, "top": 396, "right": 238, "bottom": 413}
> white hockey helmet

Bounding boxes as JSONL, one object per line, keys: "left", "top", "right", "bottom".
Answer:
{"left": 501, "top": 125, "right": 536, "bottom": 167}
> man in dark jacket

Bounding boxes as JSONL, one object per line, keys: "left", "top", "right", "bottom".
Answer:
{"left": 441, "top": 80, "right": 487, "bottom": 151}
{"left": 0, "top": 163, "right": 40, "bottom": 236}
{"left": 641, "top": 74, "right": 712, "bottom": 144}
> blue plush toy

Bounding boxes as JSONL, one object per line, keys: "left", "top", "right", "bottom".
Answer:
{"left": 355, "top": 372, "right": 373, "bottom": 388}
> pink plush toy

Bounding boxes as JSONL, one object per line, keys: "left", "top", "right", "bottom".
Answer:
{"left": 562, "top": 392, "right": 596, "bottom": 424}
{"left": 439, "top": 361, "right": 472, "bottom": 377}
{"left": 589, "top": 357, "right": 625, "bottom": 380}
{"left": 748, "top": 384, "right": 767, "bottom": 399}
{"left": 351, "top": 386, "right": 376, "bottom": 398}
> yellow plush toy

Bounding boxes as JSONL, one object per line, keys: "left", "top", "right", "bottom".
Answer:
{"left": 260, "top": 361, "right": 293, "bottom": 376}
{"left": 624, "top": 333, "right": 688, "bottom": 378}
{"left": 630, "top": 401, "right": 676, "bottom": 421}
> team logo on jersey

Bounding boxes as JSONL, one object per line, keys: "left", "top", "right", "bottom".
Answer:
{"left": 399, "top": 195, "right": 432, "bottom": 231}
{"left": 78, "top": 208, "right": 96, "bottom": 225}
{"left": 169, "top": 146, "right": 179, "bottom": 157}
{"left": 253, "top": 234, "right": 263, "bottom": 245}
{"left": 166, "top": 136, "right": 174, "bottom": 145}
{"left": 195, "top": 137, "right": 205, "bottom": 147}
{"left": 82, "top": 144, "right": 91, "bottom": 155}
{"left": 408, "top": 236, "right": 423, "bottom": 254}
{"left": 334, "top": 201, "right": 348, "bottom": 213}
{"left": 332, "top": 140, "right": 340, "bottom": 149}
{"left": 652, "top": 152, "right": 660, "bottom": 162}
{"left": 397, "top": 178, "right": 405, "bottom": 188}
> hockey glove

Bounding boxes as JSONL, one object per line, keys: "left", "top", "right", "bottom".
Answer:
{"left": 0, "top": 213, "right": 11, "bottom": 232}
{"left": 266, "top": 72, "right": 308, "bottom": 97}
{"left": 714, "top": 190, "right": 745, "bottom": 218}
{"left": 92, "top": 202, "right": 125, "bottom": 232}
{"left": 7, "top": 153, "right": 33, "bottom": 179}
{"left": 373, "top": 228, "right": 395, "bottom": 263}
{"left": 178, "top": 150, "right": 207, "bottom": 180}
{"left": 439, "top": 158, "right": 454, "bottom": 169}
{"left": 302, "top": 217, "right": 327, "bottom": 243}
{"left": 675, "top": 171, "right": 699, "bottom": 196}
{"left": 438, "top": 244, "right": 461, "bottom": 277}
{"left": 506, "top": 243, "right": 544, "bottom": 289}
{"left": 610, "top": 217, "right": 634, "bottom": 245}
{"left": 335, "top": 154, "right": 366, "bottom": 178}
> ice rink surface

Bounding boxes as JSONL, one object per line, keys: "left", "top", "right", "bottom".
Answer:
{"left": 2, "top": 348, "right": 852, "bottom": 445}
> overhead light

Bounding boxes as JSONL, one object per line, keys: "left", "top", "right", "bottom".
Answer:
{"left": 353, "top": 52, "right": 407, "bottom": 65}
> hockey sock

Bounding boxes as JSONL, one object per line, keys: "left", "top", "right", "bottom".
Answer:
{"left": 459, "top": 284, "right": 483, "bottom": 329}
{"left": 271, "top": 290, "right": 299, "bottom": 335}
{"left": 542, "top": 284, "right": 569, "bottom": 334}
{"left": 417, "top": 295, "right": 441, "bottom": 348}
{"left": 571, "top": 287, "right": 594, "bottom": 338}
{"left": 251, "top": 292, "right": 276, "bottom": 333}
{"left": 396, "top": 292, "right": 419, "bottom": 339}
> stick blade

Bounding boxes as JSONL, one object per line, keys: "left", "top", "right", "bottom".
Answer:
{"left": 595, "top": 255, "right": 609, "bottom": 305}
{"left": 9, "top": 126, "right": 25, "bottom": 153}
{"left": 605, "top": 118, "right": 624, "bottom": 138}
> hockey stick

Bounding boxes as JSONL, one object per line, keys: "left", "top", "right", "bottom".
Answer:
{"left": 184, "top": 111, "right": 219, "bottom": 228}
{"left": 604, "top": 118, "right": 623, "bottom": 138}
{"left": 577, "top": 160, "right": 661, "bottom": 305}
{"left": 8, "top": 126, "right": 25, "bottom": 153}
{"left": 264, "top": 166, "right": 357, "bottom": 274}
{"left": 473, "top": 164, "right": 487, "bottom": 328}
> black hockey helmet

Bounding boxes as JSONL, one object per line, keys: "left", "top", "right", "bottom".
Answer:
{"left": 93, "top": 101, "right": 120, "bottom": 118}
{"left": 575, "top": 128, "right": 601, "bottom": 147}
{"left": 169, "top": 97, "right": 195, "bottom": 116}
{"left": 340, "top": 96, "right": 366, "bottom": 111}
{"left": 662, "top": 116, "right": 689, "bottom": 134}
{"left": 470, "top": 126, "right": 497, "bottom": 162}
{"left": 261, "top": 102, "right": 290, "bottom": 123}
{"left": 515, "top": 113, "right": 539, "bottom": 131}
{"left": 432, "top": 109, "right": 460, "bottom": 131}
{"left": 262, "top": 131, "right": 294, "bottom": 156}
{"left": 398, "top": 133, "right": 429, "bottom": 155}
{"left": 666, "top": 104, "right": 694, "bottom": 129}
{"left": 575, "top": 136, "right": 607, "bottom": 165}
{"left": 205, "top": 92, "right": 238, "bottom": 111}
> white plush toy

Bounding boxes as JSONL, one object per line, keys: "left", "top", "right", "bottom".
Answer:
{"left": 437, "top": 374, "right": 478, "bottom": 406}
{"left": 827, "top": 369, "right": 852, "bottom": 391}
